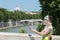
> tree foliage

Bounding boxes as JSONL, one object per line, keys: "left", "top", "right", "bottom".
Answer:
{"left": 0, "top": 8, "right": 41, "bottom": 22}
{"left": 0, "top": 8, "right": 9, "bottom": 22}
{"left": 39, "top": 0, "right": 60, "bottom": 35}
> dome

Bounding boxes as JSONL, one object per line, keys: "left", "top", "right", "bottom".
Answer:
{"left": 15, "top": 5, "right": 20, "bottom": 11}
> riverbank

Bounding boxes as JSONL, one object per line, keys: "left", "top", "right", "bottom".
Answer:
{"left": 0, "top": 26, "right": 16, "bottom": 30}
{"left": 0, "top": 24, "right": 23, "bottom": 30}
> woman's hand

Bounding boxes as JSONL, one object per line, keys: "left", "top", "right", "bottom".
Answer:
{"left": 29, "top": 26, "right": 42, "bottom": 35}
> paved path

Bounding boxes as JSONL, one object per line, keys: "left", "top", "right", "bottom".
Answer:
{"left": 0, "top": 32, "right": 60, "bottom": 40}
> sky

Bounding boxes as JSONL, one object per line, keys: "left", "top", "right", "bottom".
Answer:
{"left": 0, "top": 0, "right": 41, "bottom": 11}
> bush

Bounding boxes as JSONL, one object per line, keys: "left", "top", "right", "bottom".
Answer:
{"left": 19, "top": 27, "right": 27, "bottom": 33}
{"left": 37, "top": 23, "right": 43, "bottom": 32}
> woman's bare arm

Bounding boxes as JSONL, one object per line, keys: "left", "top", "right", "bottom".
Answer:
{"left": 29, "top": 26, "right": 40, "bottom": 34}
{"left": 29, "top": 26, "right": 50, "bottom": 36}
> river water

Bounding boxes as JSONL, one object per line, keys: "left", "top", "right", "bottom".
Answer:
{"left": 0, "top": 25, "right": 38, "bottom": 34}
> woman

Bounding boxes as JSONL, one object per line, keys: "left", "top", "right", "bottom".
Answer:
{"left": 29, "top": 15, "right": 53, "bottom": 40}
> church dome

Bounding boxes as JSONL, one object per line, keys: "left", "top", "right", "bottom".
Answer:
{"left": 14, "top": 5, "right": 20, "bottom": 11}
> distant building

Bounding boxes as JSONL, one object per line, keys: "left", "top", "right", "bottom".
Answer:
{"left": 25, "top": 11, "right": 37, "bottom": 15}
{"left": 14, "top": 5, "right": 37, "bottom": 14}
{"left": 14, "top": 5, "right": 20, "bottom": 11}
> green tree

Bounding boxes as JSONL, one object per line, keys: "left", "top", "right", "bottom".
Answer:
{"left": 32, "top": 13, "right": 41, "bottom": 19}
{"left": 39, "top": 0, "right": 60, "bottom": 35}
{"left": 0, "top": 8, "right": 9, "bottom": 22}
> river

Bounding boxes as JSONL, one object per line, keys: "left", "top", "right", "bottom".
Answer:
{"left": 0, "top": 24, "right": 38, "bottom": 34}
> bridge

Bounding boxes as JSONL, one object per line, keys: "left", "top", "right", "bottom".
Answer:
{"left": 20, "top": 19, "right": 43, "bottom": 24}
{"left": 20, "top": 19, "right": 43, "bottom": 22}
{"left": 0, "top": 32, "right": 60, "bottom": 40}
